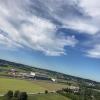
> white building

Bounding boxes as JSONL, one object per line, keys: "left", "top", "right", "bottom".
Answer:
{"left": 30, "top": 72, "right": 36, "bottom": 77}
{"left": 69, "top": 86, "right": 80, "bottom": 93}
{"left": 19, "top": 72, "right": 28, "bottom": 76}
{"left": 51, "top": 78, "right": 56, "bottom": 82}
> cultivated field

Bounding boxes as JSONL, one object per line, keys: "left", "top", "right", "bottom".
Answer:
{"left": 0, "top": 93, "right": 70, "bottom": 100}
{"left": 29, "top": 93, "right": 70, "bottom": 100}
{"left": 0, "top": 77, "right": 68, "bottom": 95}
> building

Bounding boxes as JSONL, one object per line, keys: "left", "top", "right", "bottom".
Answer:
{"left": 51, "top": 78, "right": 56, "bottom": 82}
{"left": 30, "top": 72, "right": 36, "bottom": 77}
{"left": 69, "top": 86, "right": 80, "bottom": 93}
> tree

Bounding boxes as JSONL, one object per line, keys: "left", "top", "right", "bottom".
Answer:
{"left": 14, "top": 91, "right": 20, "bottom": 98}
{"left": 19, "top": 92, "right": 28, "bottom": 100}
{"left": 5, "top": 90, "right": 13, "bottom": 100}
{"left": 45, "top": 90, "right": 48, "bottom": 94}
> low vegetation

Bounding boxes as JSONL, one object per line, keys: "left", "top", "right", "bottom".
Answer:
{"left": 0, "top": 59, "right": 100, "bottom": 100}
{"left": 57, "top": 87, "right": 100, "bottom": 100}
{"left": 0, "top": 77, "right": 68, "bottom": 95}
{"left": 29, "top": 93, "right": 70, "bottom": 100}
{"left": 0, "top": 90, "right": 28, "bottom": 100}
{"left": 0, "top": 91, "right": 70, "bottom": 100}
{"left": 0, "top": 77, "right": 44, "bottom": 94}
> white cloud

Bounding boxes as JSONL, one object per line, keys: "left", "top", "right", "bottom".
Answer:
{"left": 1, "top": 0, "right": 100, "bottom": 58}
{"left": 0, "top": 33, "right": 22, "bottom": 49}
{"left": 61, "top": 0, "right": 100, "bottom": 35}
{"left": 0, "top": 0, "right": 78, "bottom": 56}
{"left": 20, "top": 16, "right": 77, "bottom": 56}
{"left": 78, "top": 0, "right": 100, "bottom": 58}
{"left": 41, "top": 0, "right": 100, "bottom": 35}
{"left": 79, "top": 0, "right": 100, "bottom": 17}
{"left": 86, "top": 45, "right": 100, "bottom": 58}
{"left": 63, "top": 20, "right": 98, "bottom": 34}
{"left": 84, "top": 33, "right": 100, "bottom": 58}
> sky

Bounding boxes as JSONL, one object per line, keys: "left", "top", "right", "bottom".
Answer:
{"left": 0, "top": 0, "right": 100, "bottom": 82}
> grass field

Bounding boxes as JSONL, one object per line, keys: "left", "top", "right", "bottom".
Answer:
{"left": 0, "top": 77, "right": 45, "bottom": 95}
{"left": 29, "top": 93, "right": 70, "bottom": 100}
{"left": 0, "top": 77, "right": 68, "bottom": 95}
{"left": 0, "top": 93, "right": 70, "bottom": 100}
{"left": 32, "top": 80, "right": 68, "bottom": 91}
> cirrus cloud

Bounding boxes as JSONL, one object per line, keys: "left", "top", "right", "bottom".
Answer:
{"left": 1, "top": 0, "right": 100, "bottom": 58}
{"left": 0, "top": 0, "right": 78, "bottom": 56}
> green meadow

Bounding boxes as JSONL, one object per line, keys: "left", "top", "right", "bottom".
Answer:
{"left": 0, "top": 77, "right": 44, "bottom": 95}
{"left": 0, "top": 93, "right": 70, "bottom": 100}
{"left": 0, "top": 77, "right": 68, "bottom": 95}
{"left": 29, "top": 93, "right": 70, "bottom": 100}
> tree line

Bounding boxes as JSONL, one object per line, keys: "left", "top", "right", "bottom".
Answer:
{"left": 56, "top": 86, "right": 100, "bottom": 100}
{"left": 3, "top": 90, "right": 28, "bottom": 100}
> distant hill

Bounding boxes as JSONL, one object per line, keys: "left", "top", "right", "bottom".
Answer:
{"left": 0, "top": 59, "right": 100, "bottom": 86}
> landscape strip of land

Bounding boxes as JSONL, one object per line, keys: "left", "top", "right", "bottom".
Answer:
{"left": 0, "top": 59, "right": 100, "bottom": 100}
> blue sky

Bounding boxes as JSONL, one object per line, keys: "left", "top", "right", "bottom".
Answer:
{"left": 0, "top": 0, "right": 100, "bottom": 82}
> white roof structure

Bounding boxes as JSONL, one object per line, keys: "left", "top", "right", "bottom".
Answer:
{"left": 11, "top": 69, "right": 16, "bottom": 72}
{"left": 69, "top": 86, "right": 79, "bottom": 90}
{"left": 51, "top": 78, "right": 56, "bottom": 82}
{"left": 30, "top": 72, "right": 36, "bottom": 77}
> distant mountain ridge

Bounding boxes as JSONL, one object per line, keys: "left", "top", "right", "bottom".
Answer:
{"left": 0, "top": 59, "right": 99, "bottom": 85}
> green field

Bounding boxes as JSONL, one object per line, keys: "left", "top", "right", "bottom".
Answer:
{"left": 0, "top": 77, "right": 45, "bottom": 95}
{"left": 0, "top": 77, "right": 68, "bottom": 95}
{"left": 0, "top": 93, "right": 70, "bottom": 100}
{"left": 29, "top": 93, "right": 70, "bottom": 100}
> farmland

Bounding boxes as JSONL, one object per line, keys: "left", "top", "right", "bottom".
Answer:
{"left": 0, "top": 77, "right": 70, "bottom": 100}
{"left": 0, "top": 93, "right": 70, "bottom": 100}
{"left": 0, "top": 59, "right": 100, "bottom": 100}
{"left": 0, "top": 77, "right": 68, "bottom": 95}
{"left": 29, "top": 93, "right": 70, "bottom": 100}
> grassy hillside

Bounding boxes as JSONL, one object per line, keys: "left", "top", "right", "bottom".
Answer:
{"left": 0, "top": 77, "right": 44, "bottom": 95}
{"left": 0, "top": 77, "right": 68, "bottom": 95}
{"left": 0, "top": 59, "right": 100, "bottom": 86}
{"left": 0, "top": 93, "right": 70, "bottom": 100}
{"left": 29, "top": 93, "right": 70, "bottom": 100}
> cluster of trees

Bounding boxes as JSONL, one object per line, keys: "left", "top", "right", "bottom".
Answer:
{"left": 4, "top": 90, "right": 28, "bottom": 100}
{"left": 56, "top": 88, "right": 81, "bottom": 100}
{"left": 56, "top": 87, "right": 100, "bottom": 100}
{"left": 3, "top": 90, "right": 49, "bottom": 100}
{"left": 45, "top": 90, "right": 48, "bottom": 94}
